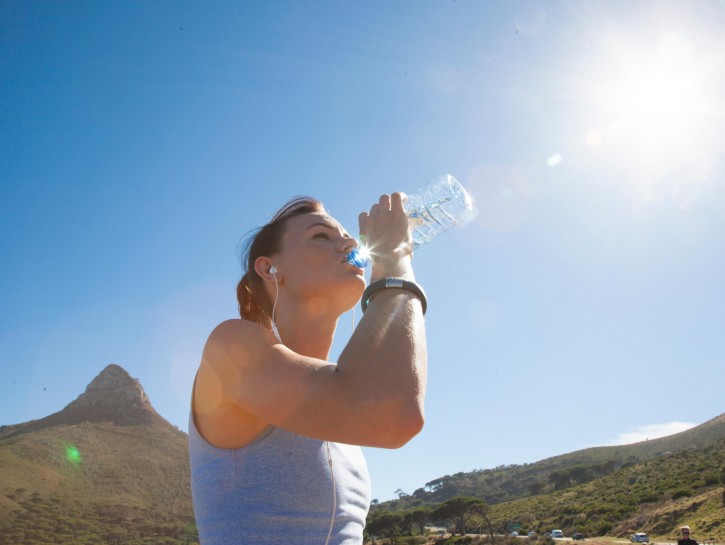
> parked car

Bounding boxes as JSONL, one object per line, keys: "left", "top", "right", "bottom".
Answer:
{"left": 529, "top": 531, "right": 538, "bottom": 540}
{"left": 552, "top": 530, "right": 564, "bottom": 539}
{"left": 511, "top": 532, "right": 519, "bottom": 537}
{"left": 631, "top": 533, "right": 649, "bottom": 543}
{"left": 573, "top": 533, "right": 585, "bottom": 541}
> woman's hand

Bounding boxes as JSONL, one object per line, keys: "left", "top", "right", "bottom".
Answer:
{"left": 358, "top": 192, "right": 414, "bottom": 280}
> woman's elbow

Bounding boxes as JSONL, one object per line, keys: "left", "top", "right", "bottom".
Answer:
{"left": 379, "top": 406, "right": 425, "bottom": 449}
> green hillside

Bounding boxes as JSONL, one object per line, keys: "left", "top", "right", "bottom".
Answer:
{"left": 0, "top": 365, "right": 197, "bottom": 545}
{"left": 383, "top": 413, "right": 725, "bottom": 508}
{"left": 369, "top": 415, "right": 725, "bottom": 542}
{"left": 486, "top": 437, "right": 725, "bottom": 539}
{"left": 0, "top": 420, "right": 196, "bottom": 545}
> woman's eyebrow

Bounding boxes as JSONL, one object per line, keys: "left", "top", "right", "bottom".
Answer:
{"left": 305, "top": 221, "right": 352, "bottom": 238}
{"left": 305, "top": 221, "right": 337, "bottom": 231}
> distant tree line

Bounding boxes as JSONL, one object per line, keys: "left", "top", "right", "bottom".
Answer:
{"left": 366, "top": 496, "right": 495, "bottom": 543}
{"left": 547, "top": 460, "right": 622, "bottom": 490}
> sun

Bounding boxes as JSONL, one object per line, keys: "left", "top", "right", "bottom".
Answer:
{"left": 585, "top": 29, "right": 723, "bottom": 186}
{"left": 599, "top": 33, "right": 702, "bottom": 148}
{"left": 613, "top": 68, "right": 691, "bottom": 134}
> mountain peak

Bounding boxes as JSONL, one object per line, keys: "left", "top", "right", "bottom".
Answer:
{"left": 57, "top": 364, "right": 164, "bottom": 426}
{"left": 86, "top": 364, "right": 137, "bottom": 392}
{"left": 3, "top": 364, "right": 168, "bottom": 437}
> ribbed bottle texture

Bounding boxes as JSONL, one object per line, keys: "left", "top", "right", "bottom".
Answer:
{"left": 405, "top": 174, "right": 475, "bottom": 249}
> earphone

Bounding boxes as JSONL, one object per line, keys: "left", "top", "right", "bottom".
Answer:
{"left": 269, "top": 265, "right": 282, "bottom": 343}
{"left": 267, "top": 263, "right": 337, "bottom": 545}
{"left": 324, "top": 441, "right": 336, "bottom": 545}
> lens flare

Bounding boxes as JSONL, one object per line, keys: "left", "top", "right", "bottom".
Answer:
{"left": 586, "top": 130, "right": 603, "bottom": 147}
{"left": 547, "top": 154, "right": 563, "bottom": 167}
{"left": 65, "top": 444, "right": 82, "bottom": 466}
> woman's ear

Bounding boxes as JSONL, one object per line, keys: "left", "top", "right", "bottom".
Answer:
{"left": 254, "top": 256, "right": 279, "bottom": 282}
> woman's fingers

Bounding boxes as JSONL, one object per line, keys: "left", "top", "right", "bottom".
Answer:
{"left": 358, "top": 211, "right": 368, "bottom": 238}
{"left": 361, "top": 192, "right": 409, "bottom": 242}
{"left": 377, "top": 194, "right": 391, "bottom": 209}
{"left": 390, "top": 192, "right": 407, "bottom": 214}
{"left": 368, "top": 193, "right": 403, "bottom": 215}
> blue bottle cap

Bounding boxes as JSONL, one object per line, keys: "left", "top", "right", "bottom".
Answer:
{"left": 346, "top": 248, "right": 370, "bottom": 268}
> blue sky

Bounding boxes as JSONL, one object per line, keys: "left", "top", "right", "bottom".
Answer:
{"left": 2, "top": 1, "right": 724, "bottom": 502}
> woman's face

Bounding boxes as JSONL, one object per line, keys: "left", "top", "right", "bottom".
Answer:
{"left": 272, "top": 212, "right": 365, "bottom": 312}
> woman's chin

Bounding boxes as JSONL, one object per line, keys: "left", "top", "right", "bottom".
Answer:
{"left": 339, "top": 278, "right": 366, "bottom": 312}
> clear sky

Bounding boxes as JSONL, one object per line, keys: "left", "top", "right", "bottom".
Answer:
{"left": 2, "top": 1, "right": 724, "bottom": 502}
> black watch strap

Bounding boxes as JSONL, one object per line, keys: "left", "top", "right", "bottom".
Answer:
{"left": 360, "top": 277, "right": 427, "bottom": 315}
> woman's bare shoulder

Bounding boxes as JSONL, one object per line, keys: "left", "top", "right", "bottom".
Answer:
{"left": 204, "top": 319, "right": 274, "bottom": 364}
{"left": 209, "top": 318, "right": 275, "bottom": 341}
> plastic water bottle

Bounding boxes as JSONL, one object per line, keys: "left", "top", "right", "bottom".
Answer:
{"left": 405, "top": 174, "right": 475, "bottom": 248}
{"left": 347, "top": 174, "right": 475, "bottom": 267}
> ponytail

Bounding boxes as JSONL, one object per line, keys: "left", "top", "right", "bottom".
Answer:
{"left": 236, "top": 272, "right": 271, "bottom": 326}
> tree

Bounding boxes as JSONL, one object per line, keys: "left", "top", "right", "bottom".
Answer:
{"left": 367, "top": 511, "right": 404, "bottom": 544}
{"left": 401, "top": 511, "right": 414, "bottom": 536}
{"left": 409, "top": 507, "right": 432, "bottom": 535}
{"left": 431, "top": 496, "right": 487, "bottom": 536}
{"left": 426, "top": 475, "right": 454, "bottom": 492}
{"left": 412, "top": 487, "right": 427, "bottom": 499}
{"left": 529, "top": 482, "right": 546, "bottom": 496}
{"left": 720, "top": 464, "right": 725, "bottom": 506}
{"left": 549, "top": 470, "right": 570, "bottom": 491}
{"left": 470, "top": 499, "right": 495, "bottom": 545}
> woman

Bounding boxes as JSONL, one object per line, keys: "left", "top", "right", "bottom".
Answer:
{"left": 189, "top": 193, "right": 428, "bottom": 545}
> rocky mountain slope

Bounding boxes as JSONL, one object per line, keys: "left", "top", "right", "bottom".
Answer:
{"left": 0, "top": 364, "right": 196, "bottom": 545}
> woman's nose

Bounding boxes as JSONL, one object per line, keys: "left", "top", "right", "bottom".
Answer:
{"left": 341, "top": 237, "right": 358, "bottom": 253}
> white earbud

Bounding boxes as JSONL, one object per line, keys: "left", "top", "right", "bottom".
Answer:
{"left": 269, "top": 265, "right": 282, "bottom": 343}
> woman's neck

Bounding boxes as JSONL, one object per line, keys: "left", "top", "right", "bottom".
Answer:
{"left": 273, "top": 302, "right": 339, "bottom": 360}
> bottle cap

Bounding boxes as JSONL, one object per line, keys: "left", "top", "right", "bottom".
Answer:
{"left": 346, "top": 248, "right": 370, "bottom": 268}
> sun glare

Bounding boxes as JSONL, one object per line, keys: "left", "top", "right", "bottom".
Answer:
{"left": 605, "top": 59, "right": 700, "bottom": 152}
{"left": 617, "top": 71, "right": 689, "bottom": 127}
{"left": 589, "top": 29, "right": 722, "bottom": 184}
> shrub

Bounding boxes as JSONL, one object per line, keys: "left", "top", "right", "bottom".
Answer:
{"left": 398, "top": 538, "right": 427, "bottom": 545}
{"left": 434, "top": 536, "right": 478, "bottom": 545}
{"left": 704, "top": 475, "right": 719, "bottom": 486}
{"left": 639, "top": 494, "right": 659, "bottom": 503}
{"left": 671, "top": 490, "right": 692, "bottom": 500}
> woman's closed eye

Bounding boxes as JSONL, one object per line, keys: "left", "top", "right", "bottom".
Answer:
{"left": 312, "top": 231, "right": 331, "bottom": 240}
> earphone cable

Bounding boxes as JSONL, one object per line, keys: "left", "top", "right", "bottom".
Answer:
{"left": 323, "top": 441, "right": 336, "bottom": 545}
{"left": 271, "top": 270, "right": 281, "bottom": 343}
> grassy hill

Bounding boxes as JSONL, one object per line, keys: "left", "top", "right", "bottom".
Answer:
{"left": 486, "top": 437, "right": 725, "bottom": 540}
{"left": 383, "top": 413, "right": 725, "bottom": 508}
{"left": 0, "top": 365, "right": 197, "bottom": 545}
{"left": 371, "top": 414, "right": 725, "bottom": 541}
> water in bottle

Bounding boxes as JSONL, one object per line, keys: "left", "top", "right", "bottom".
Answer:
{"left": 346, "top": 174, "right": 475, "bottom": 267}
{"left": 405, "top": 174, "right": 475, "bottom": 249}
